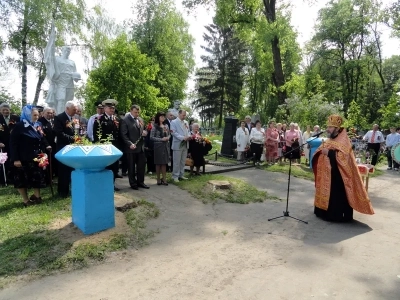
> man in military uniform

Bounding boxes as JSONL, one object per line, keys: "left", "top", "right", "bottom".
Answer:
{"left": 93, "top": 99, "right": 120, "bottom": 191}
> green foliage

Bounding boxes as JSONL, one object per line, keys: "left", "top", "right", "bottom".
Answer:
{"left": 0, "top": 88, "right": 21, "bottom": 115}
{"left": 84, "top": 34, "right": 169, "bottom": 118}
{"left": 306, "top": 0, "right": 387, "bottom": 123}
{"left": 194, "top": 23, "right": 247, "bottom": 128}
{"left": 378, "top": 93, "right": 400, "bottom": 129}
{"left": 80, "top": 4, "right": 123, "bottom": 74}
{"left": 130, "top": 0, "right": 195, "bottom": 104}
{"left": 344, "top": 100, "right": 368, "bottom": 129}
{"left": 275, "top": 94, "right": 341, "bottom": 128}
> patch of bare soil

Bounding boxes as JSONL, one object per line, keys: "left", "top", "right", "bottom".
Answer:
{"left": 48, "top": 194, "right": 134, "bottom": 246}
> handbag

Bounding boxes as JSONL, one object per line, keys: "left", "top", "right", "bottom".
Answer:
{"left": 185, "top": 158, "right": 194, "bottom": 166}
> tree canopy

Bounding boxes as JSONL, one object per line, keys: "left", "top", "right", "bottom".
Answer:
{"left": 84, "top": 34, "right": 169, "bottom": 119}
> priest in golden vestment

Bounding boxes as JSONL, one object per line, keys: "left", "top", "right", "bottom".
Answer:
{"left": 312, "top": 115, "right": 374, "bottom": 222}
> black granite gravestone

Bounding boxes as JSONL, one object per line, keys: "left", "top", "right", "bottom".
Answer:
{"left": 221, "top": 116, "right": 238, "bottom": 156}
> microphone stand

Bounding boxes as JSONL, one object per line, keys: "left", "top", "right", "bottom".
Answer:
{"left": 268, "top": 132, "right": 325, "bottom": 224}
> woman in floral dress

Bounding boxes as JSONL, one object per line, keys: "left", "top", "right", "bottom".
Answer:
{"left": 265, "top": 120, "right": 279, "bottom": 165}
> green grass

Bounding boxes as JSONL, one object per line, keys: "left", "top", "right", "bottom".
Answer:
{"left": 262, "top": 161, "right": 316, "bottom": 181}
{"left": 262, "top": 158, "right": 385, "bottom": 181}
{"left": 0, "top": 186, "right": 159, "bottom": 288}
{"left": 173, "top": 174, "right": 272, "bottom": 204}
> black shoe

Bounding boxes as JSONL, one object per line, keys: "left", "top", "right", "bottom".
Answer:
{"left": 114, "top": 187, "right": 120, "bottom": 191}
{"left": 130, "top": 185, "right": 139, "bottom": 190}
{"left": 116, "top": 174, "right": 123, "bottom": 179}
{"left": 161, "top": 179, "right": 168, "bottom": 186}
{"left": 138, "top": 183, "right": 150, "bottom": 189}
{"left": 30, "top": 194, "right": 42, "bottom": 204}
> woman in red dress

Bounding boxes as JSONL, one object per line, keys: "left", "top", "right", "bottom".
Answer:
{"left": 265, "top": 121, "right": 279, "bottom": 165}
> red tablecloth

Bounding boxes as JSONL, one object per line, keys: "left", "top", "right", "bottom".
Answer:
{"left": 357, "top": 164, "right": 375, "bottom": 176}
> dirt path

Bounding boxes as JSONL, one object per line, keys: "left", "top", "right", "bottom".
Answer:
{"left": 1, "top": 169, "right": 399, "bottom": 300}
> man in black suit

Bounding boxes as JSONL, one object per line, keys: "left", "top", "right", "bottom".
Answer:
{"left": 38, "top": 107, "right": 57, "bottom": 178}
{"left": 53, "top": 101, "right": 77, "bottom": 197}
{"left": 0, "top": 103, "right": 20, "bottom": 185}
{"left": 120, "top": 104, "right": 149, "bottom": 190}
{"left": 93, "top": 99, "right": 120, "bottom": 191}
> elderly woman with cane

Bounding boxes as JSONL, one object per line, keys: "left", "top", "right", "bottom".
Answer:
{"left": 10, "top": 105, "right": 51, "bottom": 207}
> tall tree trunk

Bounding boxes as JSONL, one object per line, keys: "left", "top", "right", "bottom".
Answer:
{"left": 21, "top": 39, "right": 28, "bottom": 107}
{"left": 33, "top": 61, "right": 46, "bottom": 105}
{"left": 21, "top": 5, "right": 29, "bottom": 107}
{"left": 263, "top": 0, "right": 286, "bottom": 104}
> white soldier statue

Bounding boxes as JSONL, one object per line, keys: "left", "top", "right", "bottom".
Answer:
{"left": 44, "top": 22, "right": 81, "bottom": 114}
{"left": 169, "top": 100, "right": 181, "bottom": 118}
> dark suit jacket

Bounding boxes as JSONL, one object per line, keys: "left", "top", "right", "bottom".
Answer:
{"left": 120, "top": 115, "right": 145, "bottom": 153}
{"left": 38, "top": 117, "right": 56, "bottom": 148}
{"left": 54, "top": 112, "right": 75, "bottom": 152}
{"left": 93, "top": 113, "right": 120, "bottom": 147}
{"left": 0, "top": 114, "right": 19, "bottom": 151}
{"left": 10, "top": 122, "right": 49, "bottom": 162}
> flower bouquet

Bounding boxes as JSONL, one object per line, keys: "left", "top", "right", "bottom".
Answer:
{"left": 34, "top": 153, "right": 49, "bottom": 170}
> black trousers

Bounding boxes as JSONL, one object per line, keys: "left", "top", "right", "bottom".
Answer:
{"left": 106, "top": 160, "right": 119, "bottom": 180}
{"left": 250, "top": 143, "right": 263, "bottom": 162}
{"left": 367, "top": 143, "right": 381, "bottom": 165}
{"left": 57, "top": 161, "right": 73, "bottom": 197}
{"left": 387, "top": 147, "right": 399, "bottom": 169}
{"left": 145, "top": 150, "right": 155, "bottom": 173}
{"left": 120, "top": 152, "right": 128, "bottom": 174}
{"left": 127, "top": 151, "right": 146, "bottom": 187}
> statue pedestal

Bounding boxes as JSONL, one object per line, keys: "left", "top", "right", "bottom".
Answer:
{"left": 55, "top": 144, "right": 122, "bottom": 235}
{"left": 71, "top": 170, "right": 115, "bottom": 235}
{"left": 308, "top": 137, "right": 324, "bottom": 168}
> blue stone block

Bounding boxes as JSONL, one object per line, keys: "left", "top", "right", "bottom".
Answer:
{"left": 71, "top": 169, "right": 115, "bottom": 235}
{"left": 307, "top": 137, "right": 324, "bottom": 169}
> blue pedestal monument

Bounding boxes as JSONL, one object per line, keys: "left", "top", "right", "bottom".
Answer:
{"left": 307, "top": 137, "right": 324, "bottom": 168}
{"left": 55, "top": 145, "right": 122, "bottom": 235}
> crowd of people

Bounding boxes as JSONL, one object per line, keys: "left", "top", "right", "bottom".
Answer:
{"left": 0, "top": 101, "right": 213, "bottom": 206}
{"left": 235, "top": 116, "right": 400, "bottom": 171}
{"left": 235, "top": 116, "right": 323, "bottom": 165}
{"left": 2, "top": 100, "right": 400, "bottom": 208}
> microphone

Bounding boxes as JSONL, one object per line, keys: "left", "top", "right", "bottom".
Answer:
{"left": 311, "top": 130, "right": 325, "bottom": 137}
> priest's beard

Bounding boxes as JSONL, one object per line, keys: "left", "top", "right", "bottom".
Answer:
{"left": 327, "top": 128, "right": 339, "bottom": 139}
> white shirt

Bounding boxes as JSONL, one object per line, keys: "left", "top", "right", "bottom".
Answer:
{"left": 87, "top": 114, "right": 100, "bottom": 141}
{"left": 249, "top": 128, "right": 265, "bottom": 144}
{"left": 363, "top": 130, "right": 384, "bottom": 143}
